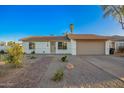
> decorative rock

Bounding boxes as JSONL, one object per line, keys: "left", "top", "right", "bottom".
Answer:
{"left": 66, "top": 63, "right": 74, "bottom": 70}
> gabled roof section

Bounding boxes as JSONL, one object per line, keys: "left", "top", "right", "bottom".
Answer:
{"left": 20, "top": 36, "right": 70, "bottom": 42}
{"left": 67, "top": 34, "right": 110, "bottom": 40}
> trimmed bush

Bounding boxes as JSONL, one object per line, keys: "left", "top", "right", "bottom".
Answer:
{"left": 31, "top": 51, "right": 35, "bottom": 54}
{"left": 61, "top": 56, "right": 67, "bottom": 62}
{"left": 52, "top": 69, "right": 64, "bottom": 81}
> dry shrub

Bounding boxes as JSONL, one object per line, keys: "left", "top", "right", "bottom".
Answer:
{"left": 5, "top": 43, "right": 24, "bottom": 68}
{"left": 52, "top": 69, "right": 64, "bottom": 82}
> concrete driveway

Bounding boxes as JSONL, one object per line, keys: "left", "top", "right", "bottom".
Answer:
{"left": 81, "top": 56, "right": 124, "bottom": 81}
{"left": 39, "top": 55, "right": 124, "bottom": 88}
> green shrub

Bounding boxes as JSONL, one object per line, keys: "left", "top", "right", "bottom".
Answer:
{"left": 31, "top": 51, "right": 35, "bottom": 54}
{"left": 61, "top": 56, "right": 67, "bottom": 62}
{"left": 5, "top": 55, "right": 14, "bottom": 63}
{"left": 30, "top": 56, "right": 36, "bottom": 59}
{"left": 0, "top": 54, "right": 5, "bottom": 61}
{"left": 52, "top": 69, "right": 64, "bottom": 81}
{"left": 0, "top": 50, "right": 5, "bottom": 54}
{"left": 5, "top": 43, "right": 23, "bottom": 68}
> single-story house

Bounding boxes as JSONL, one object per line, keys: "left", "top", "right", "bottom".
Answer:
{"left": 109, "top": 35, "right": 124, "bottom": 53}
{"left": 20, "top": 34, "right": 111, "bottom": 55}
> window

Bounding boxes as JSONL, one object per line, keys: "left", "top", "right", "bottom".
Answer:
{"left": 58, "top": 42, "right": 67, "bottom": 49}
{"left": 29, "top": 42, "right": 35, "bottom": 49}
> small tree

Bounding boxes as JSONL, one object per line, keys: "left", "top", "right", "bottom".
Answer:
{"left": 5, "top": 43, "right": 24, "bottom": 67}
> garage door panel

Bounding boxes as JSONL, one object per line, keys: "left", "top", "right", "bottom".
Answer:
{"left": 77, "top": 41, "right": 105, "bottom": 55}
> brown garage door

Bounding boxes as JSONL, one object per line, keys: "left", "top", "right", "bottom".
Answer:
{"left": 77, "top": 40, "right": 105, "bottom": 55}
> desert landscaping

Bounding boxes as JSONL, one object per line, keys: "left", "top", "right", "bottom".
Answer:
{"left": 0, "top": 54, "right": 124, "bottom": 88}
{"left": 0, "top": 5, "right": 124, "bottom": 88}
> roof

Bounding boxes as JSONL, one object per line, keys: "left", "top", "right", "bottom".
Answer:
{"left": 20, "top": 36, "right": 70, "bottom": 42}
{"left": 67, "top": 34, "right": 109, "bottom": 40}
{"left": 20, "top": 34, "right": 110, "bottom": 42}
{"left": 110, "top": 35, "right": 124, "bottom": 41}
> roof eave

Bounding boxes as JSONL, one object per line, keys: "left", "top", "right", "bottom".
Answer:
{"left": 20, "top": 39, "right": 109, "bottom": 41}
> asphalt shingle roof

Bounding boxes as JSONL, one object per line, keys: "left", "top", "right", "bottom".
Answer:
{"left": 20, "top": 36, "right": 70, "bottom": 42}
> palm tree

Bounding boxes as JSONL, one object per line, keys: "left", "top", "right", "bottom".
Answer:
{"left": 102, "top": 5, "right": 124, "bottom": 29}
{"left": 70, "top": 24, "right": 74, "bottom": 33}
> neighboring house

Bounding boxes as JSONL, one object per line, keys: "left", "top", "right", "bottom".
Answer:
{"left": 20, "top": 34, "right": 111, "bottom": 55}
{"left": 0, "top": 41, "right": 7, "bottom": 52}
{"left": 109, "top": 35, "right": 124, "bottom": 52}
{"left": 0, "top": 41, "right": 21, "bottom": 52}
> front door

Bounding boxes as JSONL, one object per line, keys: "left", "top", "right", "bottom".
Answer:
{"left": 50, "top": 42, "right": 56, "bottom": 53}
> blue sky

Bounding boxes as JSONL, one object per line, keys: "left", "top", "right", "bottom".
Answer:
{"left": 0, "top": 5, "right": 124, "bottom": 42}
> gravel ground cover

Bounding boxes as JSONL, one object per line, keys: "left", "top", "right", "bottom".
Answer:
{"left": 0, "top": 55, "right": 124, "bottom": 88}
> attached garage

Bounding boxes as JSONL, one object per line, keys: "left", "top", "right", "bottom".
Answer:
{"left": 76, "top": 40, "right": 105, "bottom": 55}
{"left": 68, "top": 34, "right": 110, "bottom": 55}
